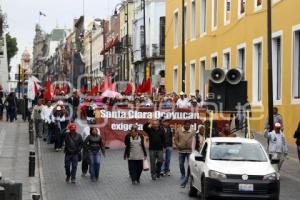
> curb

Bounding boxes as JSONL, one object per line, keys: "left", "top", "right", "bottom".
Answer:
{"left": 37, "top": 139, "right": 48, "bottom": 200}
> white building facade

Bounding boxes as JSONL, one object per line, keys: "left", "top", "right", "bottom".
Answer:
{"left": 132, "top": 0, "right": 166, "bottom": 87}
{"left": 0, "top": 33, "right": 9, "bottom": 92}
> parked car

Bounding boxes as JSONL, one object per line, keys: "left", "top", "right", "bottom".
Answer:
{"left": 189, "top": 137, "right": 280, "bottom": 200}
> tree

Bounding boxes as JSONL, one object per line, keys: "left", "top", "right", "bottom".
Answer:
{"left": 6, "top": 33, "right": 18, "bottom": 65}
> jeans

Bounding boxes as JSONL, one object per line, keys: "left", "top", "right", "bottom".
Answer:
{"left": 65, "top": 154, "right": 79, "bottom": 179}
{"left": 161, "top": 147, "right": 172, "bottom": 173}
{"left": 149, "top": 150, "right": 164, "bottom": 177}
{"left": 179, "top": 152, "right": 190, "bottom": 179}
{"left": 34, "top": 119, "right": 43, "bottom": 137}
{"left": 128, "top": 160, "right": 143, "bottom": 182}
{"left": 82, "top": 149, "right": 89, "bottom": 174}
{"left": 89, "top": 151, "right": 101, "bottom": 179}
{"left": 8, "top": 107, "right": 16, "bottom": 122}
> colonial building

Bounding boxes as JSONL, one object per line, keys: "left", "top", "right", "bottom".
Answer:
{"left": 165, "top": 0, "right": 300, "bottom": 143}
{"left": 132, "top": 0, "right": 166, "bottom": 88}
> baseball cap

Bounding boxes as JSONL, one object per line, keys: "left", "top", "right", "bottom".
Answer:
{"left": 68, "top": 123, "right": 77, "bottom": 131}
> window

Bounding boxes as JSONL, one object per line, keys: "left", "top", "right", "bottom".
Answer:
{"left": 190, "top": 62, "right": 196, "bottom": 93}
{"left": 191, "top": 1, "right": 196, "bottom": 40}
{"left": 224, "top": 0, "right": 231, "bottom": 25}
{"left": 174, "top": 11, "right": 179, "bottom": 47}
{"left": 238, "top": 0, "right": 246, "bottom": 18}
{"left": 238, "top": 46, "right": 246, "bottom": 79}
{"left": 173, "top": 67, "right": 178, "bottom": 93}
{"left": 184, "top": 6, "right": 187, "bottom": 42}
{"left": 272, "top": 35, "right": 282, "bottom": 102}
{"left": 253, "top": 40, "right": 262, "bottom": 103}
{"left": 223, "top": 50, "right": 231, "bottom": 69}
{"left": 212, "top": 0, "right": 218, "bottom": 30}
{"left": 255, "top": 0, "right": 262, "bottom": 11}
{"left": 211, "top": 55, "right": 218, "bottom": 68}
{"left": 200, "top": 0, "right": 207, "bottom": 35}
{"left": 159, "top": 17, "right": 166, "bottom": 55}
{"left": 292, "top": 28, "right": 300, "bottom": 100}
{"left": 200, "top": 59, "right": 206, "bottom": 99}
{"left": 140, "top": 25, "right": 145, "bottom": 58}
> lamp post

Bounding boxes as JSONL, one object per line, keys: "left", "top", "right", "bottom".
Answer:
{"left": 181, "top": 0, "right": 186, "bottom": 93}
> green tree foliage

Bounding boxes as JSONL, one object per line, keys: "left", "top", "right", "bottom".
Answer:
{"left": 5, "top": 32, "right": 18, "bottom": 65}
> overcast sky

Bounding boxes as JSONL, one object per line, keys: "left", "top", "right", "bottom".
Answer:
{"left": 1, "top": 0, "right": 121, "bottom": 74}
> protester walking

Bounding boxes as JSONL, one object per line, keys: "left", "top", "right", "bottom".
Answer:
{"left": 192, "top": 125, "right": 205, "bottom": 152}
{"left": 265, "top": 107, "right": 284, "bottom": 130}
{"left": 64, "top": 123, "right": 83, "bottom": 183}
{"left": 143, "top": 120, "right": 165, "bottom": 180}
{"left": 174, "top": 120, "right": 195, "bottom": 187}
{"left": 83, "top": 127, "right": 105, "bottom": 182}
{"left": 160, "top": 118, "right": 173, "bottom": 177}
{"left": 81, "top": 121, "right": 101, "bottom": 176}
{"left": 52, "top": 106, "right": 65, "bottom": 151}
{"left": 42, "top": 100, "right": 53, "bottom": 142}
{"left": 124, "top": 125, "right": 147, "bottom": 184}
{"left": 293, "top": 121, "right": 300, "bottom": 164}
{"left": 4, "top": 92, "right": 18, "bottom": 122}
{"left": 264, "top": 123, "right": 288, "bottom": 172}
{"left": 32, "top": 99, "right": 44, "bottom": 138}
{"left": 68, "top": 91, "right": 80, "bottom": 122}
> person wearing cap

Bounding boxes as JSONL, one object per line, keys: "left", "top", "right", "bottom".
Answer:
{"left": 175, "top": 120, "right": 196, "bottom": 188}
{"left": 41, "top": 100, "right": 54, "bottom": 143}
{"left": 264, "top": 122, "right": 288, "bottom": 172}
{"left": 264, "top": 107, "right": 284, "bottom": 130}
{"left": 176, "top": 92, "right": 190, "bottom": 109}
{"left": 51, "top": 105, "right": 66, "bottom": 151}
{"left": 124, "top": 125, "right": 147, "bottom": 184}
{"left": 64, "top": 123, "right": 83, "bottom": 183}
{"left": 160, "top": 118, "right": 174, "bottom": 177}
{"left": 83, "top": 127, "right": 105, "bottom": 182}
{"left": 32, "top": 98, "right": 44, "bottom": 138}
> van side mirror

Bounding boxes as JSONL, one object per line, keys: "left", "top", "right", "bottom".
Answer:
{"left": 195, "top": 155, "right": 205, "bottom": 162}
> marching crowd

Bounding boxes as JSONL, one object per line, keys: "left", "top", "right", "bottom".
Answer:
{"left": 1, "top": 88, "right": 299, "bottom": 187}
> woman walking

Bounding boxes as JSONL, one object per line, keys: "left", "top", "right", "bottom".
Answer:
{"left": 52, "top": 106, "right": 66, "bottom": 151}
{"left": 84, "top": 127, "right": 105, "bottom": 182}
{"left": 294, "top": 121, "right": 300, "bottom": 164}
{"left": 124, "top": 125, "right": 147, "bottom": 185}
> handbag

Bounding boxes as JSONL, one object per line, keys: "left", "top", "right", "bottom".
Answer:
{"left": 143, "top": 159, "right": 150, "bottom": 171}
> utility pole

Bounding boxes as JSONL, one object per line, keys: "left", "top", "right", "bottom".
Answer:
{"left": 142, "top": 0, "right": 147, "bottom": 80}
{"left": 267, "top": 0, "right": 274, "bottom": 131}
{"left": 181, "top": 0, "right": 186, "bottom": 92}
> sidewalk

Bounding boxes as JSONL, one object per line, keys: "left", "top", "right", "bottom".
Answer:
{"left": 0, "top": 119, "right": 41, "bottom": 200}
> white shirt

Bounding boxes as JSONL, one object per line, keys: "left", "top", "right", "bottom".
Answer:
{"left": 82, "top": 126, "right": 101, "bottom": 140}
{"left": 176, "top": 98, "right": 190, "bottom": 108}
{"left": 42, "top": 106, "right": 53, "bottom": 124}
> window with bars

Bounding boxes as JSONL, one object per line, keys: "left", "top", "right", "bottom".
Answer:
{"left": 225, "top": 0, "right": 231, "bottom": 24}
{"left": 201, "top": 0, "right": 207, "bottom": 34}
{"left": 159, "top": 17, "right": 165, "bottom": 55}
{"left": 253, "top": 42, "right": 262, "bottom": 103}
{"left": 212, "top": 56, "right": 218, "bottom": 68}
{"left": 272, "top": 36, "right": 282, "bottom": 101}
{"left": 238, "top": 47, "right": 246, "bottom": 80}
{"left": 174, "top": 12, "right": 179, "bottom": 47}
{"left": 293, "top": 30, "right": 300, "bottom": 99}
{"left": 212, "top": 0, "right": 218, "bottom": 30}
{"left": 191, "top": 1, "right": 196, "bottom": 39}
{"left": 239, "top": 0, "right": 246, "bottom": 16}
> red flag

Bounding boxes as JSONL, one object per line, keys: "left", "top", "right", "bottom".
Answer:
{"left": 135, "top": 84, "right": 142, "bottom": 94}
{"left": 34, "top": 82, "right": 39, "bottom": 97}
{"left": 143, "top": 78, "right": 151, "bottom": 94}
{"left": 101, "top": 74, "right": 111, "bottom": 92}
{"left": 44, "top": 79, "right": 52, "bottom": 101}
{"left": 91, "top": 84, "right": 99, "bottom": 95}
{"left": 124, "top": 83, "right": 133, "bottom": 95}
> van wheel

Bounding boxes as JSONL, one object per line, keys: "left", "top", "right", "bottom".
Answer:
{"left": 188, "top": 176, "right": 198, "bottom": 197}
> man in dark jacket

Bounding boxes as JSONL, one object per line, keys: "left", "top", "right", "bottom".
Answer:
{"left": 68, "top": 91, "right": 80, "bottom": 121}
{"left": 64, "top": 123, "right": 83, "bottom": 183}
{"left": 143, "top": 120, "right": 165, "bottom": 180}
{"left": 160, "top": 118, "right": 173, "bottom": 176}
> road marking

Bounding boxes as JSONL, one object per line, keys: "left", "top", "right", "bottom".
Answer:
{"left": 0, "top": 127, "right": 7, "bottom": 156}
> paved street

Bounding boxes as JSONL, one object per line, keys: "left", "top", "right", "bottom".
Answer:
{"left": 1, "top": 120, "right": 300, "bottom": 200}
{"left": 38, "top": 127, "right": 300, "bottom": 200}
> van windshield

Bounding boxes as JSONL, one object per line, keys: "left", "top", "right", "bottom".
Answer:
{"left": 210, "top": 142, "right": 268, "bottom": 162}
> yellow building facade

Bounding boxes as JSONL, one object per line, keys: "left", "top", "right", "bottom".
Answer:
{"left": 165, "top": 0, "right": 300, "bottom": 143}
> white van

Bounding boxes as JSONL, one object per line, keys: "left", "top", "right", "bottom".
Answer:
{"left": 189, "top": 137, "right": 280, "bottom": 200}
